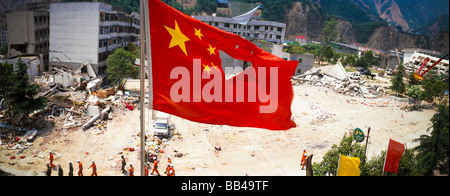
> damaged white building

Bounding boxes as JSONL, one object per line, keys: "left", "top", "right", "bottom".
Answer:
{"left": 402, "top": 48, "right": 449, "bottom": 75}
{"left": 49, "top": 2, "right": 140, "bottom": 75}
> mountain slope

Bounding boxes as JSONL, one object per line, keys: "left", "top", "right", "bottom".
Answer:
{"left": 351, "top": 0, "right": 449, "bottom": 32}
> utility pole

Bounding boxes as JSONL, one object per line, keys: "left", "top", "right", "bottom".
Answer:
{"left": 139, "top": 0, "right": 146, "bottom": 176}
{"left": 364, "top": 127, "right": 371, "bottom": 158}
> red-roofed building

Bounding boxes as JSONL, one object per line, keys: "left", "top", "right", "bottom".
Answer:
{"left": 295, "top": 35, "right": 307, "bottom": 45}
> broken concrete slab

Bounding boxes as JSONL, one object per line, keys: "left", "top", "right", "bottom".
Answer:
{"left": 84, "top": 61, "right": 97, "bottom": 79}
{"left": 88, "top": 106, "right": 100, "bottom": 117}
{"left": 359, "top": 86, "right": 369, "bottom": 94}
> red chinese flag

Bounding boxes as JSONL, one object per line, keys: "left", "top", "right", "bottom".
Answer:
{"left": 383, "top": 139, "right": 405, "bottom": 174}
{"left": 148, "top": 0, "right": 297, "bottom": 130}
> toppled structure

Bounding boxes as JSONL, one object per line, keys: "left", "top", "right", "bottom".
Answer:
{"left": 293, "top": 63, "right": 387, "bottom": 98}
{"left": 403, "top": 51, "right": 449, "bottom": 75}
{"left": 27, "top": 61, "right": 140, "bottom": 132}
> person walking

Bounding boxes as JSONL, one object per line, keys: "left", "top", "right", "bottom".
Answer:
{"left": 49, "top": 151, "right": 55, "bottom": 168}
{"left": 144, "top": 164, "right": 149, "bottom": 176}
{"left": 300, "top": 148, "right": 308, "bottom": 170}
{"left": 45, "top": 164, "right": 52, "bottom": 176}
{"left": 88, "top": 160, "right": 97, "bottom": 176}
{"left": 77, "top": 160, "right": 83, "bottom": 176}
{"left": 68, "top": 161, "right": 74, "bottom": 176}
{"left": 58, "top": 165, "right": 63, "bottom": 176}
{"left": 151, "top": 156, "right": 160, "bottom": 176}
{"left": 121, "top": 156, "right": 127, "bottom": 174}
{"left": 166, "top": 164, "right": 175, "bottom": 176}
{"left": 128, "top": 164, "right": 134, "bottom": 176}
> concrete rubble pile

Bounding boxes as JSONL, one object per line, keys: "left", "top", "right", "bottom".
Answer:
{"left": 293, "top": 63, "right": 387, "bottom": 99}
{"left": 1, "top": 62, "right": 141, "bottom": 143}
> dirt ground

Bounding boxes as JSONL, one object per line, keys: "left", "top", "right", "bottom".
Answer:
{"left": 0, "top": 84, "right": 435, "bottom": 176}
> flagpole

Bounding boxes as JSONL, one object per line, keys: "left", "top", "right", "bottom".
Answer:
{"left": 364, "top": 127, "right": 371, "bottom": 159}
{"left": 139, "top": 0, "right": 146, "bottom": 176}
{"left": 145, "top": 0, "right": 153, "bottom": 118}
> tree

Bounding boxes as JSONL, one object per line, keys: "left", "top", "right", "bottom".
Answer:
{"left": 342, "top": 53, "right": 357, "bottom": 67}
{"left": 312, "top": 133, "right": 367, "bottom": 176}
{"left": 408, "top": 85, "right": 422, "bottom": 108}
{"left": 322, "top": 45, "right": 334, "bottom": 62}
{"left": 355, "top": 50, "right": 378, "bottom": 68}
{"left": 414, "top": 102, "right": 449, "bottom": 175}
{"left": 318, "top": 19, "right": 339, "bottom": 65}
{"left": 0, "top": 45, "right": 7, "bottom": 56}
{"left": 0, "top": 61, "right": 14, "bottom": 100}
{"left": 365, "top": 148, "right": 421, "bottom": 176}
{"left": 109, "top": 0, "right": 140, "bottom": 14}
{"left": 126, "top": 42, "right": 140, "bottom": 58}
{"left": 10, "top": 58, "right": 47, "bottom": 115}
{"left": 390, "top": 63, "right": 406, "bottom": 95}
{"left": 8, "top": 58, "right": 47, "bottom": 139}
{"left": 420, "top": 70, "right": 448, "bottom": 103}
{"left": 362, "top": 50, "right": 376, "bottom": 67}
{"left": 106, "top": 48, "right": 139, "bottom": 85}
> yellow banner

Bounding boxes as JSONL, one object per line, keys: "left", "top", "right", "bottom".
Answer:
{"left": 337, "top": 155, "right": 360, "bottom": 176}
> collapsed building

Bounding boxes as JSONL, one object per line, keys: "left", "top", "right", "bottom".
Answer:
{"left": 293, "top": 62, "right": 387, "bottom": 99}
{"left": 403, "top": 50, "right": 449, "bottom": 75}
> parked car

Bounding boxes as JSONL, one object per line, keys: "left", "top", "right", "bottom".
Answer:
{"left": 349, "top": 72, "right": 361, "bottom": 80}
{"left": 362, "top": 70, "right": 376, "bottom": 79}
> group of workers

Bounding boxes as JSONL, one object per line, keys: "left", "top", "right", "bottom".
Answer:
{"left": 122, "top": 155, "right": 175, "bottom": 176}
{"left": 46, "top": 151, "right": 175, "bottom": 176}
{"left": 46, "top": 147, "right": 307, "bottom": 176}
{"left": 45, "top": 151, "right": 97, "bottom": 176}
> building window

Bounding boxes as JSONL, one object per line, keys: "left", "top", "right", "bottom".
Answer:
{"left": 277, "top": 27, "right": 283, "bottom": 32}
{"left": 254, "top": 26, "right": 260, "bottom": 30}
{"left": 225, "top": 23, "right": 230, "bottom": 28}
{"left": 215, "top": 22, "right": 218, "bottom": 26}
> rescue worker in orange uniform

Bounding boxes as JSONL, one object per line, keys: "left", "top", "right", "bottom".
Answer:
{"left": 144, "top": 164, "right": 149, "bottom": 176}
{"left": 49, "top": 151, "right": 55, "bottom": 168}
{"left": 151, "top": 156, "right": 160, "bottom": 176}
{"left": 88, "top": 160, "right": 97, "bottom": 176}
{"left": 166, "top": 164, "right": 175, "bottom": 176}
{"left": 300, "top": 148, "right": 308, "bottom": 170}
{"left": 167, "top": 168, "right": 175, "bottom": 176}
{"left": 128, "top": 164, "right": 134, "bottom": 176}
{"left": 77, "top": 160, "right": 83, "bottom": 176}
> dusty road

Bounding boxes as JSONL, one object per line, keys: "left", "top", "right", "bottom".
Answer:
{"left": 1, "top": 85, "right": 435, "bottom": 176}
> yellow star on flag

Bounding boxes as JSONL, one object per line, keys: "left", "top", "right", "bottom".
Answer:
{"left": 164, "top": 20, "right": 190, "bottom": 56}
{"left": 203, "top": 64, "right": 212, "bottom": 74}
{"left": 207, "top": 44, "right": 216, "bottom": 56}
{"left": 194, "top": 28, "right": 204, "bottom": 40}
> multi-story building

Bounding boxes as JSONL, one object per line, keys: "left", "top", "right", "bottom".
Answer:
{"left": 192, "top": 15, "right": 286, "bottom": 44}
{"left": 6, "top": 9, "right": 49, "bottom": 66}
{"left": 0, "top": 28, "right": 7, "bottom": 47}
{"left": 49, "top": 2, "right": 140, "bottom": 74}
{"left": 404, "top": 51, "right": 449, "bottom": 75}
